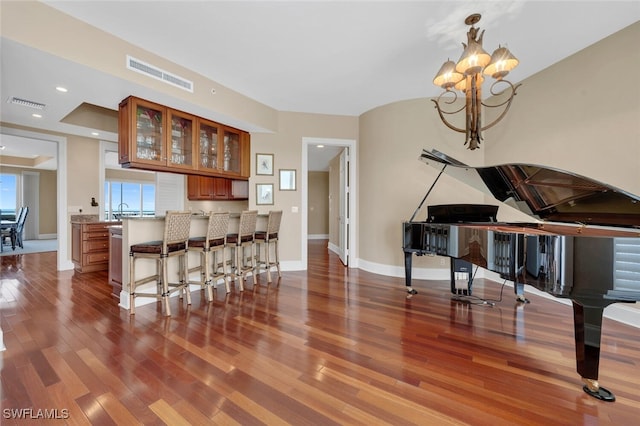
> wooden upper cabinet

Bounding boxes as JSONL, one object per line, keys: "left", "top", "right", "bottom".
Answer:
{"left": 119, "top": 96, "right": 250, "bottom": 178}
{"left": 186, "top": 176, "right": 248, "bottom": 200}
{"left": 240, "top": 132, "right": 250, "bottom": 178}
{"left": 197, "top": 118, "right": 221, "bottom": 173}
{"left": 119, "top": 96, "right": 166, "bottom": 167}
{"left": 223, "top": 128, "right": 241, "bottom": 176}
{"left": 167, "top": 109, "right": 196, "bottom": 171}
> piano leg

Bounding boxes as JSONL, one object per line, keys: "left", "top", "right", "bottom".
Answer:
{"left": 404, "top": 251, "right": 418, "bottom": 295}
{"left": 572, "top": 300, "right": 615, "bottom": 402}
{"left": 514, "top": 281, "right": 529, "bottom": 304}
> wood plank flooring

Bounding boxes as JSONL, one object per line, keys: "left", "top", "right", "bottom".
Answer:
{"left": 1, "top": 240, "right": 639, "bottom": 424}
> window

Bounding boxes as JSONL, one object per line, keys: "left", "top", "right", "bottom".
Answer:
{"left": 0, "top": 173, "right": 18, "bottom": 218}
{"left": 614, "top": 237, "right": 640, "bottom": 295}
{"left": 104, "top": 180, "right": 155, "bottom": 220}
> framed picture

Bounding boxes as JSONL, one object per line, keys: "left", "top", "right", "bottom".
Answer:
{"left": 256, "top": 153, "right": 274, "bottom": 175}
{"left": 256, "top": 183, "right": 274, "bottom": 205}
{"left": 279, "top": 169, "right": 297, "bottom": 191}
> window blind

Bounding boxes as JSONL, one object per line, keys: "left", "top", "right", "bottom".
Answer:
{"left": 155, "top": 172, "right": 184, "bottom": 215}
{"left": 614, "top": 237, "right": 640, "bottom": 292}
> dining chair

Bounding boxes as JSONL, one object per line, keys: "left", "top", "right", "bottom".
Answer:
{"left": 129, "top": 211, "right": 192, "bottom": 316}
{"left": 255, "top": 210, "right": 282, "bottom": 283}
{"left": 187, "top": 211, "right": 230, "bottom": 301}
{"left": 13, "top": 206, "right": 29, "bottom": 249}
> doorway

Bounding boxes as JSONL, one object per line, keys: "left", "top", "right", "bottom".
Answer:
{"left": 0, "top": 127, "right": 69, "bottom": 270}
{"left": 302, "top": 137, "right": 357, "bottom": 270}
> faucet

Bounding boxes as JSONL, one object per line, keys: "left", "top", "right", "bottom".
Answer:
{"left": 117, "top": 202, "right": 129, "bottom": 216}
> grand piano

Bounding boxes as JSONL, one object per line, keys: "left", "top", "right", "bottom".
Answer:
{"left": 403, "top": 149, "right": 640, "bottom": 402}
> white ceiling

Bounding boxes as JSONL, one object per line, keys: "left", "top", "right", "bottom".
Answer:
{"left": 1, "top": 1, "right": 639, "bottom": 171}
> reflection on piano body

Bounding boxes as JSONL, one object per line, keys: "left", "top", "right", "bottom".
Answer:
{"left": 403, "top": 149, "right": 640, "bottom": 402}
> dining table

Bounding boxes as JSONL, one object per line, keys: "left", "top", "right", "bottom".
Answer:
{"left": 1, "top": 220, "right": 18, "bottom": 252}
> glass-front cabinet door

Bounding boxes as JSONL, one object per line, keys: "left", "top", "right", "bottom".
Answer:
{"left": 223, "top": 128, "right": 241, "bottom": 175}
{"left": 168, "top": 109, "right": 195, "bottom": 170}
{"left": 197, "top": 119, "right": 220, "bottom": 172}
{"left": 133, "top": 100, "right": 165, "bottom": 165}
{"left": 119, "top": 96, "right": 249, "bottom": 177}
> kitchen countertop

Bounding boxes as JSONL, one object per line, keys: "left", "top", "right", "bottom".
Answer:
{"left": 70, "top": 214, "right": 100, "bottom": 223}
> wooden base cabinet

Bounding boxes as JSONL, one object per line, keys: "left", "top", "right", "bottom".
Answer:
{"left": 71, "top": 221, "right": 119, "bottom": 273}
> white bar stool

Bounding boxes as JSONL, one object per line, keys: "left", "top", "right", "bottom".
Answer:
{"left": 187, "top": 212, "right": 230, "bottom": 301}
{"left": 255, "top": 210, "right": 282, "bottom": 283}
{"left": 226, "top": 210, "right": 258, "bottom": 291}
{"left": 129, "top": 211, "right": 192, "bottom": 316}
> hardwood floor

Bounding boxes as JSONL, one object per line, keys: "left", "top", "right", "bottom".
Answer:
{"left": 1, "top": 240, "right": 638, "bottom": 425}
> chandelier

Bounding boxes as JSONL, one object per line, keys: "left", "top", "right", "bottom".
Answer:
{"left": 432, "top": 13, "right": 521, "bottom": 150}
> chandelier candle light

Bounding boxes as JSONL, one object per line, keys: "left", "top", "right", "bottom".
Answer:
{"left": 432, "top": 13, "right": 521, "bottom": 150}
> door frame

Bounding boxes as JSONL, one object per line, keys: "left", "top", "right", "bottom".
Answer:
{"left": 0, "top": 126, "right": 70, "bottom": 270}
{"left": 338, "top": 148, "right": 348, "bottom": 265}
{"left": 21, "top": 170, "right": 40, "bottom": 239}
{"left": 301, "top": 137, "right": 357, "bottom": 270}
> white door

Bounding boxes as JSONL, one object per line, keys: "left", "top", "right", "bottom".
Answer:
{"left": 338, "top": 148, "right": 349, "bottom": 265}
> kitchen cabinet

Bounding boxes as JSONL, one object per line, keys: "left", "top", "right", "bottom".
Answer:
{"left": 187, "top": 176, "right": 249, "bottom": 200}
{"left": 119, "top": 96, "right": 250, "bottom": 178}
{"left": 196, "top": 118, "right": 246, "bottom": 177}
{"left": 72, "top": 221, "right": 119, "bottom": 273}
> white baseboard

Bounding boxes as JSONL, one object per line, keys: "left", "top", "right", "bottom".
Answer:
{"left": 328, "top": 242, "right": 339, "bottom": 256}
{"left": 58, "top": 259, "right": 74, "bottom": 271}
{"left": 308, "top": 234, "right": 329, "bottom": 240}
{"left": 38, "top": 233, "right": 57, "bottom": 239}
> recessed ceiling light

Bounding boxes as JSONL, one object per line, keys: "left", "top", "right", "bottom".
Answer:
{"left": 91, "top": 132, "right": 99, "bottom": 136}
{"left": 56, "top": 86, "right": 68, "bottom": 93}
{"left": 32, "top": 113, "right": 42, "bottom": 118}
{"left": 317, "top": 144, "right": 325, "bottom": 148}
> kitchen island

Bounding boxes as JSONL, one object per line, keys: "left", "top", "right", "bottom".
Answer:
{"left": 115, "top": 213, "right": 267, "bottom": 311}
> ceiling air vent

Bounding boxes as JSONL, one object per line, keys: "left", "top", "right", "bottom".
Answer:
{"left": 126, "top": 55, "right": 194, "bottom": 93}
{"left": 8, "top": 97, "right": 46, "bottom": 110}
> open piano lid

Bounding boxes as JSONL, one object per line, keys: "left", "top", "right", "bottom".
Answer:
{"left": 420, "top": 149, "right": 640, "bottom": 228}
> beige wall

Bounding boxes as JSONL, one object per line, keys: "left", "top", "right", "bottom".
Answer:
{"left": 0, "top": 165, "right": 57, "bottom": 235}
{"left": 485, "top": 22, "right": 640, "bottom": 197}
{"left": 308, "top": 171, "right": 329, "bottom": 236}
{"left": 357, "top": 21, "right": 640, "bottom": 273}
{"left": 249, "top": 111, "right": 358, "bottom": 265}
{"left": 67, "top": 135, "right": 103, "bottom": 216}
{"left": 106, "top": 168, "right": 155, "bottom": 182}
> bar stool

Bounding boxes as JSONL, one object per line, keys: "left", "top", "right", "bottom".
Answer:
{"left": 255, "top": 210, "right": 282, "bottom": 283}
{"left": 129, "top": 211, "right": 192, "bottom": 316}
{"left": 226, "top": 210, "right": 258, "bottom": 291}
{"left": 187, "top": 212, "right": 230, "bottom": 301}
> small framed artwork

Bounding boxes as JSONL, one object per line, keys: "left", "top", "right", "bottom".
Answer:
{"left": 279, "top": 169, "right": 297, "bottom": 191}
{"left": 256, "top": 183, "right": 274, "bottom": 205}
{"left": 256, "top": 153, "right": 274, "bottom": 175}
